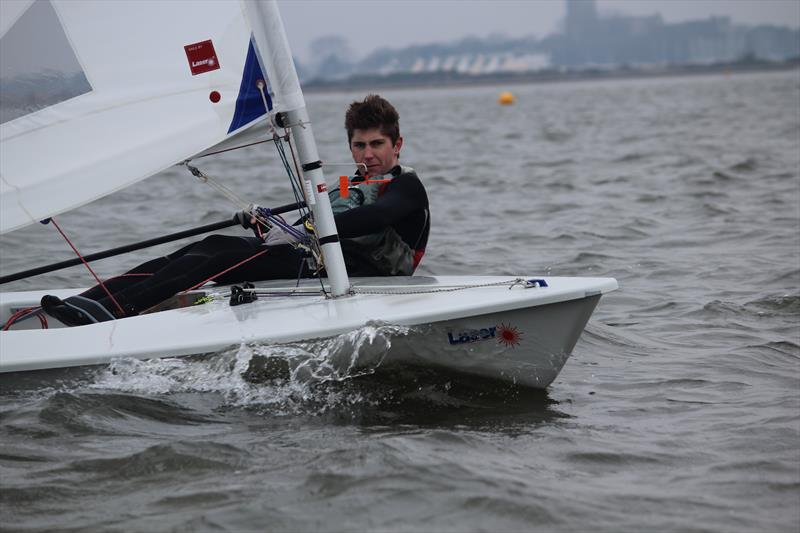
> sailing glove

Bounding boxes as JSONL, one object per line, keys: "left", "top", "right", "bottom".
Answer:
{"left": 264, "top": 223, "right": 307, "bottom": 247}
{"left": 234, "top": 204, "right": 260, "bottom": 229}
{"left": 234, "top": 204, "right": 267, "bottom": 237}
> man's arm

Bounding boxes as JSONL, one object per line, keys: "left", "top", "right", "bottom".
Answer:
{"left": 334, "top": 174, "right": 427, "bottom": 239}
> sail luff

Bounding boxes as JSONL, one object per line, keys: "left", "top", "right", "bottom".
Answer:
{"left": 243, "top": 0, "right": 351, "bottom": 297}
{"left": 241, "top": 0, "right": 305, "bottom": 113}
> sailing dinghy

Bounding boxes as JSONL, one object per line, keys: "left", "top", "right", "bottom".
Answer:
{"left": 0, "top": 0, "right": 617, "bottom": 388}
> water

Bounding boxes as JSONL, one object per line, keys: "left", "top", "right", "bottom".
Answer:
{"left": 1, "top": 71, "right": 799, "bottom": 531}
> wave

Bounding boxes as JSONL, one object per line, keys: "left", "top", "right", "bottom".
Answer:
{"left": 690, "top": 293, "right": 800, "bottom": 321}
{"left": 66, "top": 441, "right": 246, "bottom": 480}
{"left": 746, "top": 293, "right": 800, "bottom": 315}
{"left": 727, "top": 157, "right": 758, "bottom": 173}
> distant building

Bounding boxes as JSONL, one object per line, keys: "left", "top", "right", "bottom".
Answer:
{"left": 546, "top": 1, "right": 799, "bottom": 67}
{"left": 298, "top": 0, "right": 800, "bottom": 82}
{"left": 565, "top": 0, "right": 597, "bottom": 36}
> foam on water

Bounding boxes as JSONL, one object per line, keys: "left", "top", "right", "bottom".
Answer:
{"left": 85, "top": 322, "right": 411, "bottom": 413}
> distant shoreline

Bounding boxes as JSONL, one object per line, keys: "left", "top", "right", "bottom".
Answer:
{"left": 303, "top": 59, "right": 799, "bottom": 93}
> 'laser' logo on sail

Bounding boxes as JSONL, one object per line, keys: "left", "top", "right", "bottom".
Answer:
{"left": 191, "top": 58, "right": 216, "bottom": 68}
{"left": 184, "top": 40, "right": 221, "bottom": 76}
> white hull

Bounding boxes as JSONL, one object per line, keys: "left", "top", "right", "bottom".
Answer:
{"left": 0, "top": 276, "right": 617, "bottom": 388}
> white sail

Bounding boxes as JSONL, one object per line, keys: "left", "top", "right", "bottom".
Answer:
{"left": 0, "top": 0, "right": 302, "bottom": 234}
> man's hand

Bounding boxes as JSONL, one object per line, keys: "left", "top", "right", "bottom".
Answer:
{"left": 264, "top": 224, "right": 307, "bottom": 247}
{"left": 233, "top": 205, "right": 258, "bottom": 229}
{"left": 233, "top": 205, "right": 266, "bottom": 237}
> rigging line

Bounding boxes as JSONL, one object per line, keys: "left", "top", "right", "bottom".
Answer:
{"left": 253, "top": 81, "right": 311, "bottom": 235}
{"left": 183, "top": 162, "right": 278, "bottom": 236}
{"left": 184, "top": 160, "right": 314, "bottom": 264}
{"left": 179, "top": 248, "right": 269, "bottom": 293}
{"left": 285, "top": 131, "right": 326, "bottom": 293}
{"left": 137, "top": 250, "right": 271, "bottom": 315}
{"left": 267, "top": 142, "right": 315, "bottom": 253}
{"left": 275, "top": 137, "right": 305, "bottom": 214}
{"left": 195, "top": 138, "right": 275, "bottom": 159}
{"left": 285, "top": 132, "right": 315, "bottom": 227}
{"left": 284, "top": 131, "right": 305, "bottom": 199}
{"left": 46, "top": 218, "right": 126, "bottom": 317}
{"left": 254, "top": 80, "right": 305, "bottom": 218}
{"left": 259, "top": 133, "right": 322, "bottom": 282}
{"left": 272, "top": 137, "right": 321, "bottom": 263}
{"left": 182, "top": 139, "right": 306, "bottom": 246}
{"left": 351, "top": 278, "right": 532, "bottom": 295}
{"left": 183, "top": 162, "right": 254, "bottom": 212}
{"left": 2, "top": 307, "right": 42, "bottom": 331}
{"left": 255, "top": 80, "right": 277, "bottom": 134}
{"left": 274, "top": 132, "right": 321, "bottom": 268}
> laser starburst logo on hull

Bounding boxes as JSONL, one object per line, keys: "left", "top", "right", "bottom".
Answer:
{"left": 497, "top": 323, "right": 523, "bottom": 348}
{"left": 446, "top": 322, "right": 524, "bottom": 349}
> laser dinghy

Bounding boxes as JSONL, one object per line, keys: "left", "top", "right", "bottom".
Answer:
{"left": 0, "top": 0, "right": 617, "bottom": 388}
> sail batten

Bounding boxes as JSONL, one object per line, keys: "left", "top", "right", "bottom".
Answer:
{"left": 0, "top": 0, "right": 290, "bottom": 234}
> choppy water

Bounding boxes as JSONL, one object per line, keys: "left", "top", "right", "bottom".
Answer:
{"left": 1, "top": 71, "right": 799, "bottom": 532}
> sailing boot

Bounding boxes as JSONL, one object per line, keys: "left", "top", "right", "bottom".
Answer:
{"left": 40, "top": 295, "right": 116, "bottom": 327}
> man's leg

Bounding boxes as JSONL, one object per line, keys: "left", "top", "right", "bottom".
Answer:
{"left": 93, "top": 235, "right": 266, "bottom": 315}
{"left": 42, "top": 236, "right": 312, "bottom": 325}
{"left": 41, "top": 250, "right": 189, "bottom": 326}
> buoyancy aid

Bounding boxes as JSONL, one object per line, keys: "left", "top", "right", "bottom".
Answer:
{"left": 329, "top": 165, "right": 417, "bottom": 276}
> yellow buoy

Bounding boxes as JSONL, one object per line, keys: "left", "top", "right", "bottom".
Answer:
{"left": 498, "top": 91, "right": 515, "bottom": 105}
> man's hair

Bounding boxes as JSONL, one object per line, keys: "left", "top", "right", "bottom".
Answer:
{"left": 345, "top": 94, "right": 400, "bottom": 145}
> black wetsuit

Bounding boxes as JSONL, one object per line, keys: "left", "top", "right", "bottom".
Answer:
{"left": 56, "top": 166, "right": 429, "bottom": 320}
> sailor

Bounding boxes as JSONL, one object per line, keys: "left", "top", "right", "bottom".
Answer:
{"left": 40, "top": 95, "right": 430, "bottom": 327}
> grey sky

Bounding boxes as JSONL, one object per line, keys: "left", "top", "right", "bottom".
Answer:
{"left": 279, "top": 0, "right": 800, "bottom": 62}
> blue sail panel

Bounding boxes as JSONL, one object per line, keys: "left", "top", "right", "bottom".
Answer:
{"left": 227, "top": 38, "right": 271, "bottom": 134}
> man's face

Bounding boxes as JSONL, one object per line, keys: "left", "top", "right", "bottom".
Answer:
{"left": 349, "top": 128, "right": 403, "bottom": 177}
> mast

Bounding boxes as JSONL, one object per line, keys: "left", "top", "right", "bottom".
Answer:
{"left": 243, "top": 0, "right": 351, "bottom": 297}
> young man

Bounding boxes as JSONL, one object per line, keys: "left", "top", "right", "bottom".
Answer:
{"left": 40, "top": 95, "right": 430, "bottom": 327}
